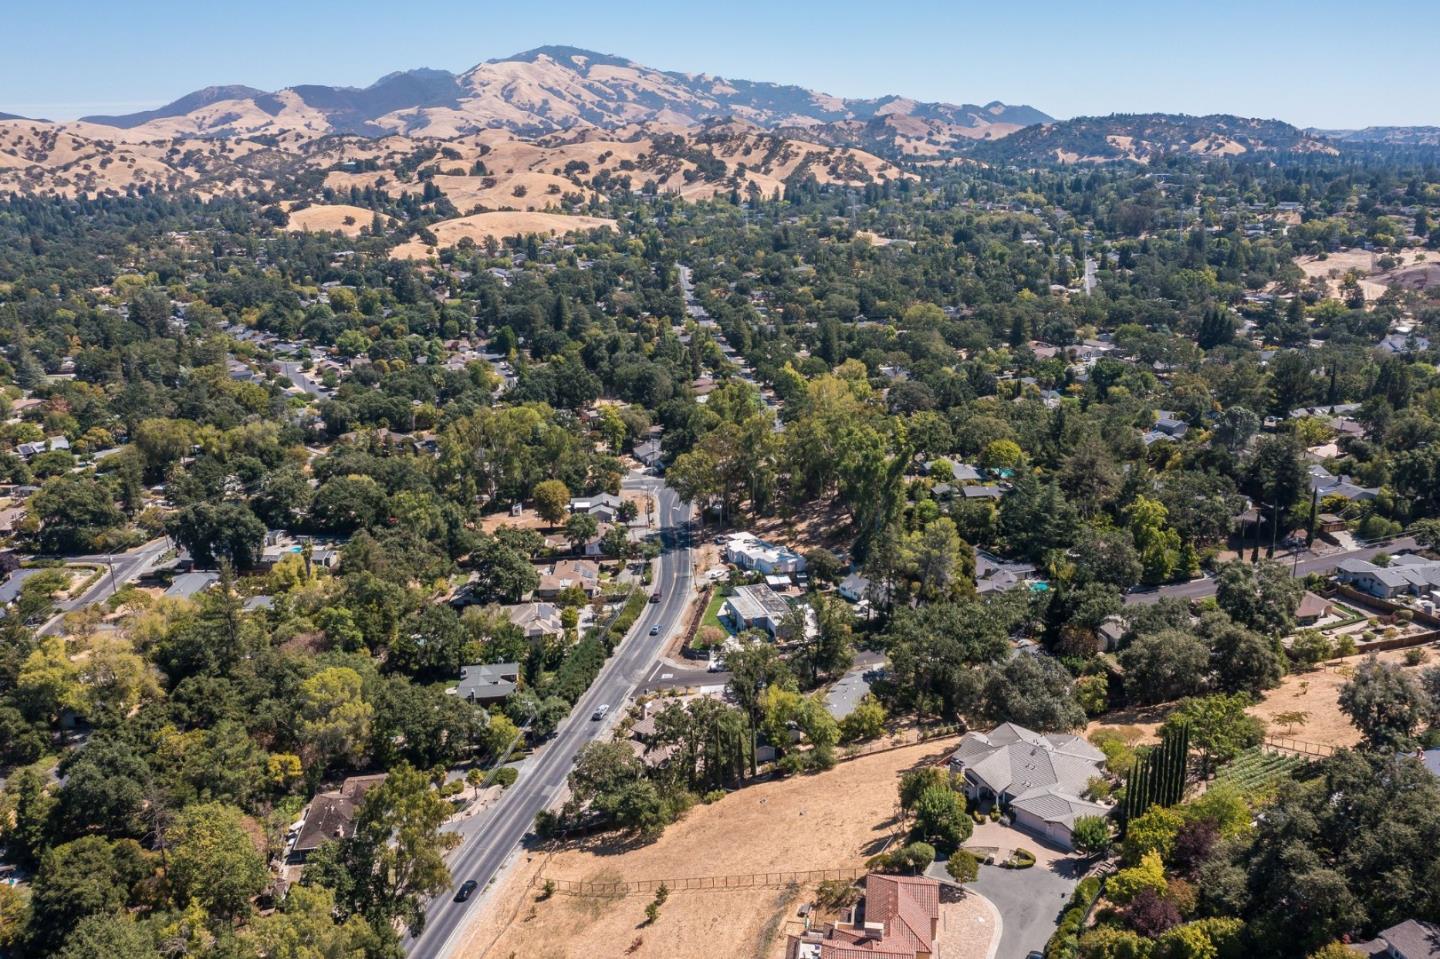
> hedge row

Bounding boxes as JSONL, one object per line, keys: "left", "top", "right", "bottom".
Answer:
{"left": 550, "top": 590, "right": 648, "bottom": 704}
{"left": 1045, "top": 876, "right": 1103, "bottom": 959}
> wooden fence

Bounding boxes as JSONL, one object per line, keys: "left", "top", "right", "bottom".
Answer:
{"left": 836, "top": 723, "right": 963, "bottom": 764}
{"left": 536, "top": 866, "right": 866, "bottom": 897}
{"left": 1263, "top": 736, "right": 1336, "bottom": 758}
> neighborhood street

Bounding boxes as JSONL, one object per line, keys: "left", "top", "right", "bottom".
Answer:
{"left": 403, "top": 475, "right": 694, "bottom": 959}
{"left": 1123, "top": 536, "right": 1418, "bottom": 606}
{"left": 36, "top": 537, "right": 171, "bottom": 635}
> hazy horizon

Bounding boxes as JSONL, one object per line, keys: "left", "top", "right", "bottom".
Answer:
{"left": 3, "top": 0, "right": 1435, "bottom": 128}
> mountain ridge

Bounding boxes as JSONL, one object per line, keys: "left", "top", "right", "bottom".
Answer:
{"left": 49, "top": 46, "right": 1047, "bottom": 141}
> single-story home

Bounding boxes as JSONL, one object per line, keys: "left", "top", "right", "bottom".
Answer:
{"left": 949, "top": 722, "right": 1110, "bottom": 850}
{"left": 455, "top": 662, "right": 520, "bottom": 705}
{"left": 1336, "top": 555, "right": 1440, "bottom": 599}
{"left": 723, "top": 583, "right": 793, "bottom": 637}
{"left": 975, "top": 549, "right": 1037, "bottom": 596}
{"left": 1295, "top": 591, "right": 1334, "bottom": 626}
{"left": 569, "top": 493, "right": 624, "bottom": 523}
{"left": 1309, "top": 465, "right": 1380, "bottom": 502}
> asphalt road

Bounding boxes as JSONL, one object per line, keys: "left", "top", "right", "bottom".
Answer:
{"left": 1123, "top": 536, "right": 1419, "bottom": 606}
{"left": 404, "top": 475, "right": 693, "bottom": 958}
{"left": 35, "top": 537, "right": 170, "bottom": 635}
{"left": 276, "top": 361, "right": 329, "bottom": 397}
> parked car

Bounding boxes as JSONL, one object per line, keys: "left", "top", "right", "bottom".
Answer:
{"left": 650, "top": 591, "right": 661, "bottom": 603}
{"left": 454, "top": 879, "right": 478, "bottom": 902}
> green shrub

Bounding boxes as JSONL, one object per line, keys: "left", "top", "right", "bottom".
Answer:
{"left": 816, "top": 878, "right": 861, "bottom": 910}
{"left": 946, "top": 850, "right": 979, "bottom": 883}
{"left": 1002, "top": 847, "right": 1036, "bottom": 869}
{"left": 701, "top": 789, "right": 726, "bottom": 804}
{"left": 867, "top": 842, "right": 935, "bottom": 874}
{"left": 493, "top": 766, "right": 518, "bottom": 788}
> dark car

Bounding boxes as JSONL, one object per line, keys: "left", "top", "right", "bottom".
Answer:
{"left": 454, "top": 879, "right": 478, "bottom": 902}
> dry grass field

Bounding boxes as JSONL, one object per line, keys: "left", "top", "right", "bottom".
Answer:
{"left": 458, "top": 739, "right": 963, "bottom": 959}
{"left": 390, "top": 211, "right": 617, "bottom": 259}
{"left": 1089, "top": 645, "right": 1440, "bottom": 750}
{"left": 284, "top": 203, "right": 386, "bottom": 236}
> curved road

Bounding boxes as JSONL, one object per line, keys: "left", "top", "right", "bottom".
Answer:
{"left": 404, "top": 475, "right": 692, "bottom": 958}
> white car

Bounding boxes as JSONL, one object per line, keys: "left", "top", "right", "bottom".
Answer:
{"left": 591, "top": 704, "right": 610, "bottom": 721}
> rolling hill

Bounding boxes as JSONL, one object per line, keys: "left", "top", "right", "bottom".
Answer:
{"left": 1312, "top": 126, "right": 1440, "bottom": 147}
{"left": 965, "top": 113, "right": 1339, "bottom": 164}
{"left": 0, "top": 116, "right": 907, "bottom": 205}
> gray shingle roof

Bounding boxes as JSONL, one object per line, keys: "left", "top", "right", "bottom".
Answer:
{"left": 950, "top": 723, "right": 1105, "bottom": 799}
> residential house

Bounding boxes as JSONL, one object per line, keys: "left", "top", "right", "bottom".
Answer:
{"left": 536, "top": 559, "right": 601, "bottom": 599}
{"left": 16, "top": 436, "right": 69, "bottom": 459}
{"left": 289, "top": 774, "right": 387, "bottom": 862}
{"left": 725, "top": 532, "right": 807, "bottom": 576}
{"left": 723, "top": 583, "right": 793, "bottom": 638}
{"left": 838, "top": 572, "right": 872, "bottom": 603}
{"left": 1379, "top": 333, "right": 1432, "bottom": 356}
{"left": 165, "top": 571, "right": 219, "bottom": 599}
{"left": 1295, "top": 591, "right": 1334, "bottom": 626}
{"left": 974, "top": 549, "right": 1037, "bottom": 596}
{"left": 949, "top": 722, "right": 1110, "bottom": 850}
{"left": 632, "top": 439, "right": 663, "bottom": 468}
{"left": 569, "top": 493, "right": 624, "bottom": 524}
{"left": 455, "top": 662, "right": 520, "bottom": 705}
{"left": 1351, "top": 920, "right": 1440, "bottom": 959}
{"left": 1154, "top": 415, "right": 1188, "bottom": 439}
{"left": 786, "top": 873, "right": 941, "bottom": 959}
{"left": 1309, "top": 465, "right": 1380, "bottom": 502}
{"left": 1098, "top": 615, "right": 1128, "bottom": 652}
{"left": 503, "top": 602, "right": 564, "bottom": 640}
{"left": 960, "top": 484, "right": 1005, "bottom": 501}
{"left": 1336, "top": 555, "right": 1440, "bottom": 599}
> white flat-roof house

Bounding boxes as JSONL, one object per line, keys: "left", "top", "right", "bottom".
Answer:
{"left": 949, "top": 723, "right": 1110, "bottom": 850}
{"left": 725, "top": 532, "right": 807, "bottom": 576}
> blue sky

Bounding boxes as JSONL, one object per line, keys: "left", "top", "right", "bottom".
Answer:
{"left": 3, "top": 0, "right": 1433, "bottom": 127}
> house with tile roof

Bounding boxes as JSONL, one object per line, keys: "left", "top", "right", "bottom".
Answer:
{"left": 949, "top": 722, "right": 1110, "bottom": 850}
{"left": 536, "top": 559, "right": 601, "bottom": 598}
{"left": 786, "top": 873, "right": 942, "bottom": 959}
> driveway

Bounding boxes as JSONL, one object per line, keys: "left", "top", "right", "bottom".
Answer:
{"left": 960, "top": 823, "right": 1086, "bottom": 958}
